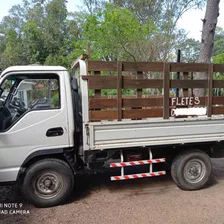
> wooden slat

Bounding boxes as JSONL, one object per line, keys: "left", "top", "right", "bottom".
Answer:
{"left": 88, "top": 61, "right": 117, "bottom": 71}
{"left": 86, "top": 76, "right": 209, "bottom": 90}
{"left": 170, "top": 80, "right": 207, "bottom": 88}
{"left": 86, "top": 77, "right": 213, "bottom": 90}
{"left": 213, "top": 64, "right": 224, "bottom": 73}
{"left": 124, "top": 79, "right": 163, "bottom": 88}
{"left": 163, "top": 63, "right": 170, "bottom": 119}
{"left": 89, "top": 98, "right": 117, "bottom": 109}
{"left": 89, "top": 110, "right": 117, "bottom": 121}
{"left": 89, "top": 96, "right": 224, "bottom": 110}
{"left": 117, "top": 62, "right": 122, "bottom": 121}
{"left": 87, "top": 76, "right": 117, "bottom": 89}
{"left": 90, "top": 98, "right": 163, "bottom": 109}
{"left": 123, "top": 108, "right": 163, "bottom": 119}
{"left": 90, "top": 97, "right": 223, "bottom": 109}
{"left": 169, "top": 96, "right": 224, "bottom": 106}
{"left": 170, "top": 63, "right": 208, "bottom": 72}
{"left": 89, "top": 108, "right": 163, "bottom": 120}
{"left": 86, "top": 76, "right": 163, "bottom": 89}
{"left": 213, "top": 96, "right": 224, "bottom": 105}
{"left": 170, "top": 96, "right": 224, "bottom": 106}
{"left": 213, "top": 80, "right": 224, "bottom": 88}
{"left": 123, "top": 62, "right": 163, "bottom": 72}
{"left": 124, "top": 98, "right": 163, "bottom": 107}
{"left": 90, "top": 104, "right": 224, "bottom": 120}
{"left": 171, "top": 96, "right": 224, "bottom": 106}
{"left": 207, "top": 64, "right": 213, "bottom": 117}
{"left": 88, "top": 61, "right": 221, "bottom": 73}
{"left": 199, "top": 97, "right": 206, "bottom": 105}
{"left": 212, "top": 107, "right": 224, "bottom": 115}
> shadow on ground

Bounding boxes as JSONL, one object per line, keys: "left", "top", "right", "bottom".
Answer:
{"left": 1, "top": 158, "right": 224, "bottom": 207}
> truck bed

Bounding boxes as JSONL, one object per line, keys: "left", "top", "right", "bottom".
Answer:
{"left": 72, "top": 57, "right": 224, "bottom": 152}
{"left": 86, "top": 116, "right": 224, "bottom": 150}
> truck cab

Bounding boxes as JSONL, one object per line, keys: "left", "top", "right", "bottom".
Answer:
{"left": 0, "top": 66, "right": 78, "bottom": 207}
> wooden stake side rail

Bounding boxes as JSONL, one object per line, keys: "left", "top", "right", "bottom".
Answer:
{"left": 88, "top": 61, "right": 224, "bottom": 72}
{"left": 89, "top": 97, "right": 224, "bottom": 109}
{"left": 84, "top": 61, "right": 224, "bottom": 121}
{"left": 83, "top": 77, "right": 224, "bottom": 90}
{"left": 89, "top": 107, "right": 224, "bottom": 121}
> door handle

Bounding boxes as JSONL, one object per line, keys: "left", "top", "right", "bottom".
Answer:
{"left": 46, "top": 127, "right": 64, "bottom": 137}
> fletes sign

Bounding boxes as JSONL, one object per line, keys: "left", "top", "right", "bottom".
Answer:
{"left": 171, "top": 97, "right": 200, "bottom": 106}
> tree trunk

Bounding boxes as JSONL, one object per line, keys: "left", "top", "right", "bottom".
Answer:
{"left": 194, "top": 0, "right": 220, "bottom": 96}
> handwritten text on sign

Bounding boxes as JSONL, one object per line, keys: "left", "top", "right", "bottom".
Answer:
{"left": 171, "top": 97, "right": 200, "bottom": 106}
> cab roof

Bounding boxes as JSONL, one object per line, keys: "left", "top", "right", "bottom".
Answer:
{"left": 1, "top": 65, "right": 67, "bottom": 77}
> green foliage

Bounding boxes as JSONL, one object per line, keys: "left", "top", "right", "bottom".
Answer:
{"left": 177, "top": 38, "right": 200, "bottom": 62}
{"left": 51, "top": 92, "right": 60, "bottom": 107}
{"left": 213, "top": 53, "right": 224, "bottom": 64}
{"left": 0, "top": 0, "right": 207, "bottom": 90}
{"left": 213, "top": 26, "right": 224, "bottom": 57}
{"left": 212, "top": 53, "right": 224, "bottom": 96}
{"left": 213, "top": 53, "right": 224, "bottom": 80}
{"left": 0, "top": 0, "right": 78, "bottom": 69}
{"left": 76, "top": 4, "right": 155, "bottom": 61}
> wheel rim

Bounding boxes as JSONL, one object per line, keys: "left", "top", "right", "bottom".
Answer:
{"left": 183, "top": 159, "right": 206, "bottom": 184}
{"left": 33, "top": 170, "right": 63, "bottom": 199}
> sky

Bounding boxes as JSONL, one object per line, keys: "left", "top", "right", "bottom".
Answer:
{"left": 0, "top": 0, "right": 224, "bottom": 41}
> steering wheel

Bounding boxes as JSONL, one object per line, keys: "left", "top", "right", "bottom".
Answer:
{"left": 10, "top": 110, "right": 20, "bottom": 123}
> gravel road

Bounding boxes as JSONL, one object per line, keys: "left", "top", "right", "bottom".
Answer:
{"left": 1, "top": 158, "right": 224, "bottom": 224}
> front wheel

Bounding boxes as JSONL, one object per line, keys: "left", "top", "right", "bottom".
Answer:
{"left": 22, "top": 158, "right": 74, "bottom": 207}
{"left": 171, "top": 150, "right": 212, "bottom": 190}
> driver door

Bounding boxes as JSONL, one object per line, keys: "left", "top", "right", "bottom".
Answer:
{"left": 0, "top": 71, "right": 70, "bottom": 182}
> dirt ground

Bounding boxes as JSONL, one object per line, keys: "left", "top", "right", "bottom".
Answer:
{"left": 0, "top": 158, "right": 224, "bottom": 224}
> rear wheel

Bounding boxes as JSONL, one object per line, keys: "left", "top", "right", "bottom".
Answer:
{"left": 171, "top": 150, "right": 212, "bottom": 190}
{"left": 22, "top": 158, "right": 74, "bottom": 207}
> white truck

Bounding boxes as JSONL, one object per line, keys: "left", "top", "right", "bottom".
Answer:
{"left": 0, "top": 55, "right": 224, "bottom": 207}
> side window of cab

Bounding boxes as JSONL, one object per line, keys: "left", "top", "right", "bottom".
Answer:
{"left": 0, "top": 73, "right": 60, "bottom": 132}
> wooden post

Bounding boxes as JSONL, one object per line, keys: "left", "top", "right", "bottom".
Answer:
{"left": 136, "top": 71, "right": 143, "bottom": 120}
{"left": 207, "top": 63, "right": 213, "bottom": 117}
{"left": 117, "top": 62, "right": 122, "bottom": 121}
{"left": 137, "top": 71, "right": 143, "bottom": 98}
{"left": 88, "top": 44, "right": 91, "bottom": 59}
{"left": 183, "top": 72, "right": 189, "bottom": 97}
{"left": 94, "top": 71, "right": 101, "bottom": 98}
{"left": 163, "top": 63, "right": 170, "bottom": 119}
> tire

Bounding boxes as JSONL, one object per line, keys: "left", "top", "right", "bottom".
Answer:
{"left": 22, "top": 158, "right": 74, "bottom": 207}
{"left": 171, "top": 150, "right": 212, "bottom": 190}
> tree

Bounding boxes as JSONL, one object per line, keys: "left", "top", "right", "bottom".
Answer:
{"left": 79, "top": 0, "right": 205, "bottom": 61}
{"left": 0, "top": 0, "right": 79, "bottom": 69}
{"left": 194, "top": 0, "right": 220, "bottom": 96}
{"left": 213, "top": 26, "right": 224, "bottom": 56}
{"left": 177, "top": 38, "right": 200, "bottom": 62}
{"left": 76, "top": 4, "right": 155, "bottom": 61}
{"left": 0, "top": 0, "right": 210, "bottom": 72}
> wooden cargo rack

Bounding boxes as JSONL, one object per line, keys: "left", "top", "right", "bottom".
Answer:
{"left": 81, "top": 60, "right": 224, "bottom": 121}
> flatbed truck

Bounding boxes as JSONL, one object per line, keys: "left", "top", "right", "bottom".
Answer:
{"left": 1, "top": 55, "right": 224, "bottom": 207}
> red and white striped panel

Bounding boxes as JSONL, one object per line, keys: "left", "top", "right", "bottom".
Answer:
{"left": 110, "top": 158, "right": 165, "bottom": 167}
{"left": 111, "top": 171, "right": 166, "bottom": 181}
